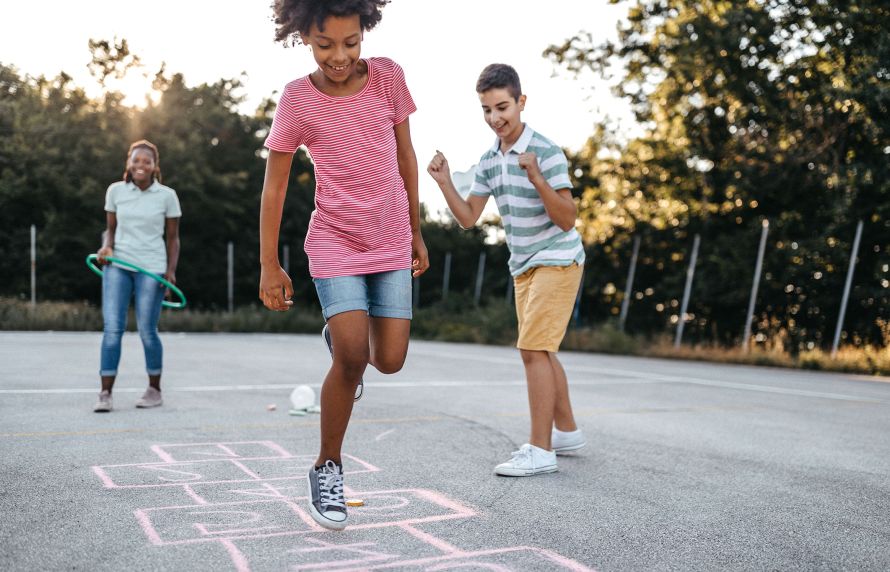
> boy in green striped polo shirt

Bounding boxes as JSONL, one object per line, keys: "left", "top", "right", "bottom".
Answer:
{"left": 427, "top": 63, "right": 587, "bottom": 477}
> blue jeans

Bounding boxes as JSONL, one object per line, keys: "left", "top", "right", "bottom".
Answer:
{"left": 100, "top": 265, "right": 165, "bottom": 376}
{"left": 313, "top": 269, "right": 413, "bottom": 320}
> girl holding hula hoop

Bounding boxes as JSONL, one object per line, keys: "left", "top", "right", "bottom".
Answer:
{"left": 93, "top": 139, "right": 182, "bottom": 413}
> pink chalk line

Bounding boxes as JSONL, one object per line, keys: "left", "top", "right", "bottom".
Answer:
{"left": 219, "top": 539, "right": 252, "bottom": 572}
{"left": 150, "top": 441, "right": 293, "bottom": 463}
{"left": 133, "top": 489, "right": 475, "bottom": 546}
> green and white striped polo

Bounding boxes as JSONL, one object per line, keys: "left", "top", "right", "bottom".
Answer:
{"left": 470, "top": 124, "right": 585, "bottom": 277}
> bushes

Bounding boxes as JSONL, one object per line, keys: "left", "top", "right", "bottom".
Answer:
{"left": 3, "top": 297, "right": 888, "bottom": 376}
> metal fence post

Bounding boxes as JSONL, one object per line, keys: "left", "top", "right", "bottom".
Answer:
{"left": 30, "top": 225, "right": 36, "bottom": 307}
{"left": 742, "top": 220, "right": 769, "bottom": 352}
{"left": 619, "top": 235, "right": 641, "bottom": 331}
{"left": 674, "top": 233, "right": 700, "bottom": 348}
{"left": 442, "top": 252, "right": 451, "bottom": 302}
{"left": 227, "top": 241, "right": 234, "bottom": 313}
{"left": 473, "top": 251, "right": 486, "bottom": 306}
{"left": 831, "top": 220, "right": 864, "bottom": 358}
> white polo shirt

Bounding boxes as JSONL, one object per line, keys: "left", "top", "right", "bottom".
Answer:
{"left": 104, "top": 180, "right": 182, "bottom": 273}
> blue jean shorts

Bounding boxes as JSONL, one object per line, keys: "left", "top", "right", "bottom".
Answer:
{"left": 313, "top": 269, "right": 413, "bottom": 321}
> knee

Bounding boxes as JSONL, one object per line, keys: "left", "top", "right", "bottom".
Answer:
{"left": 334, "top": 351, "right": 370, "bottom": 381}
{"left": 138, "top": 327, "right": 160, "bottom": 343}
{"left": 373, "top": 354, "right": 405, "bottom": 375}
{"left": 103, "top": 324, "right": 124, "bottom": 338}
{"left": 520, "top": 349, "right": 548, "bottom": 366}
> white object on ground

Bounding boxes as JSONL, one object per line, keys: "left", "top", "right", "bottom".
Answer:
{"left": 290, "top": 385, "right": 316, "bottom": 410}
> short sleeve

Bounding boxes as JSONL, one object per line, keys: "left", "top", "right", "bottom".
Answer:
{"left": 540, "top": 147, "right": 572, "bottom": 191}
{"left": 264, "top": 83, "right": 304, "bottom": 153}
{"left": 104, "top": 184, "right": 117, "bottom": 212}
{"left": 390, "top": 61, "right": 416, "bottom": 125}
{"left": 165, "top": 190, "right": 182, "bottom": 218}
{"left": 469, "top": 165, "right": 492, "bottom": 198}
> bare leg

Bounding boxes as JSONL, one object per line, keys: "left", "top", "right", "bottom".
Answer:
{"left": 316, "top": 311, "right": 369, "bottom": 467}
{"left": 148, "top": 374, "right": 161, "bottom": 391}
{"left": 369, "top": 317, "right": 410, "bottom": 374}
{"left": 521, "top": 349, "right": 557, "bottom": 450}
{"left": 101, "top": 376, "right": 115, "bottom": 393}
{"left": 549, "top": 353, "right": 578, "bottom": 432}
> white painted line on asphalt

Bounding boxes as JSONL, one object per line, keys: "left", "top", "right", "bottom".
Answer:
{"left": 1, "top": 371, "right": 884, "bottom": 403}
{"left": 0, "top": 378, "right": 656, "bottom": 395}
{"left": 412, "top": 349, "right": 888, "bottom": 404}
{"left": 572, "top": 366, "right": 887, "bottom": 403}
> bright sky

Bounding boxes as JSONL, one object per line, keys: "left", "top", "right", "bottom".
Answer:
{"left": 2, "top": 1, "right": 633, "bottom": 217}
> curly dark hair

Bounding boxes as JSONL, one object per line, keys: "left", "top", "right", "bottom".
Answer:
{"left": 123, "top": 139, "right": 162, "bottom": 184}
{"left": 476, "top": 63, "right": 522, "bottom": 101}
{"left": 272, "top": 0, "right": 390, "bottom": 45}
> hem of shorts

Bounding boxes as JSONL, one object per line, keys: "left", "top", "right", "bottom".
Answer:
{"left": 515, "top": 342, "right": 560, "bottom": 353}
{"left": 368, "top": 306, "right": 412, "bottom": 320}
{"left": 323, "top": 300, "right": 370, "bottom": 320}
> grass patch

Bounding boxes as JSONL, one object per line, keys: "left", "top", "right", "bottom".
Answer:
{"left": 3, "top": 297, "right": 887, "bottom": 376}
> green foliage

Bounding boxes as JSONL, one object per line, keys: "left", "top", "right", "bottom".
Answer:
{"left": 547, "top": 0, "right": 890, "bottom": 350}
{"left": 0, "top": 48, "right": 317, "bottom": 309}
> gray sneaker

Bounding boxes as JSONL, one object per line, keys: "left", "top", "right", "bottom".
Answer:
{"left": 307, "top": 460, "right": 348, "bottom": 530}
{"left": 322, "top": 324, "right": 363, "bottom": 401}
{"left": 93, "top": 390, "right": 113, "bottom": 413}
{"left": 135, "top": 387, "right": 163, "bottom": 408}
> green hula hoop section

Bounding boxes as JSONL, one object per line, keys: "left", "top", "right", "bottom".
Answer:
{"left": 86, "top": 254, "right": 187, "bottom": 309}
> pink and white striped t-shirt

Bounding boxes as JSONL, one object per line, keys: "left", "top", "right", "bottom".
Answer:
{"left": 265, "top": 57, "right": 417, "bottom": 279}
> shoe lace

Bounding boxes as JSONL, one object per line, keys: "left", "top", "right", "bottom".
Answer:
{"left": 318, "top": 460, "right": 345, "bottom": 509}
{"left": 509, "top": 445, "right": 533, "bottom": 463}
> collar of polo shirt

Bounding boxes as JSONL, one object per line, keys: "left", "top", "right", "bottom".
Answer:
{"left": 489, "top": 123, "right": 533, "bottom": 156}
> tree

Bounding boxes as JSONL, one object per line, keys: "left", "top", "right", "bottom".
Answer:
{"left": 546, "top": 0, "right": 889, "bottom": 348}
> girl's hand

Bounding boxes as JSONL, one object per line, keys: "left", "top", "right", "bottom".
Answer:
{"left": 97, "top": 246, "right": 113, "bottom": 265}
{"left": 411, "top": 232, "right": 430, "bottom": 278}
{"left": 259, "top": 265, "right": 294, "bottom": 311}
{"left": 427, "top": 150, "right": 452, "bottom": 187}
{"left": 162, "top": 271, "right": 176, "bottom": 299}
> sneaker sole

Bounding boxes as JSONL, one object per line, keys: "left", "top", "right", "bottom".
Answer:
{"left": 306, "top": 478, "right": 347, "bottom": 531}
{"left": 494, "top": 464, "right": 558, "bottom": 477}
{"left": 135, "top": 402, "right": 163, "bottom": 408}
{"left": 553, "top": 442, "right": 586, "bottom": 454}
{"left": 93, "top": 407, "right": 112, "bottom": 413}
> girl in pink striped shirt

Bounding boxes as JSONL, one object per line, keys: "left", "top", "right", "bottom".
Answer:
{"left": 258, "top": 0, "right": 429, "bottom": 531}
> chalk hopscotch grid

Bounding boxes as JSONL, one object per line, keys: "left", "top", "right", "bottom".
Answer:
{"left": 91, "top": 440, "right": 595, "bottom": 572}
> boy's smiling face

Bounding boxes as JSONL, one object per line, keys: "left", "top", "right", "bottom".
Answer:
{"left": 302, "top": 15, "right": 363, "bottom": 87}
{"left": 479, "top": 88, "right": 526, "bottom": 148}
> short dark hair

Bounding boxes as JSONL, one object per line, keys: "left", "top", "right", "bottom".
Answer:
{"left": 123, "top": 140, "right": 162, "bottom": 184}
{"left": 272, "top": 0, "right": 390, "bottom": 45}
{"left": 476, "top": 64, "right": 522, "bottom": 101}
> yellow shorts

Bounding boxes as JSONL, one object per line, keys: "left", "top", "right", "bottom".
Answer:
{"left": 514, "top": 263, "right": 583, "bottom": 353}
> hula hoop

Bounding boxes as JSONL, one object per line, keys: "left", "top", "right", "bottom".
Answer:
{"left": 86, "top": 254, "right": 187, "bottom": 309}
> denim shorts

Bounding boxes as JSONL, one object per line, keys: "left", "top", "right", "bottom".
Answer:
{"left": 313, "top": 269, "right": 413, "bottom": 321}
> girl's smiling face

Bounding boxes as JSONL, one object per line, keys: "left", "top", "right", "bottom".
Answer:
{"left": 128, "top": 148, "right": 156, "bottom": 188}
{"left": 302, "top": 15, "right": 363, "bottom": 88}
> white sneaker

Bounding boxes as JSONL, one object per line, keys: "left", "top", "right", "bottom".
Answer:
{"left": 552, "top": 428, "right": 586, "bottom": 454}
{"left": 135, "top": 387, "right": 163, "bottom": 408}
{"left": 93, "top": 390, "right": 112, "bottom": 412}
{"left": 494, "top": 443, "right": 557, "bottom": 477}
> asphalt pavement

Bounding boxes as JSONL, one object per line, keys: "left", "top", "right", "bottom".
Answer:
{"left": 2, "top": 331, "right": 889, "bottom": 571}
